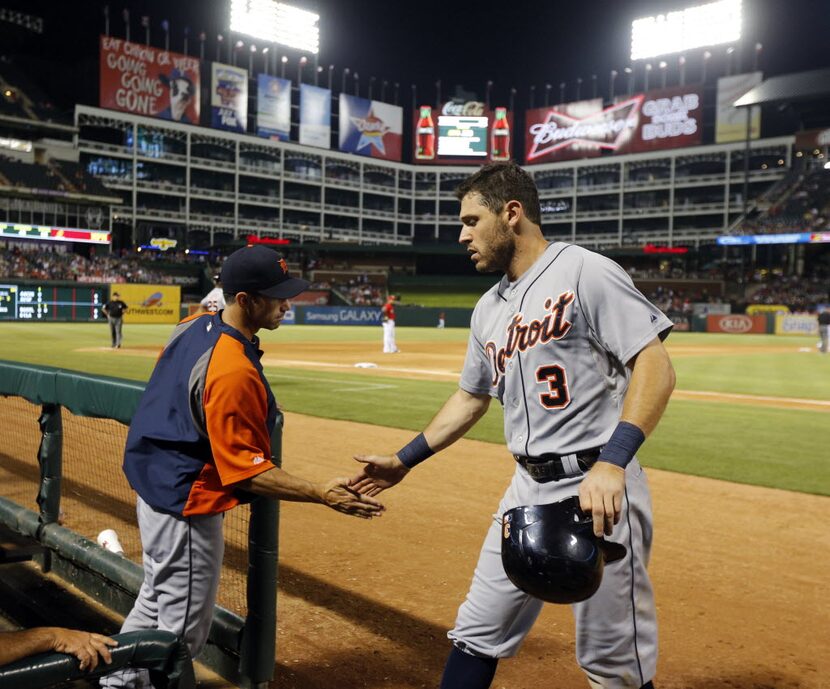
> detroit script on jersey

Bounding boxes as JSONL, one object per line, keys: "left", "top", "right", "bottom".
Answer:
{"left": 459, "top": 242, "right": 673, "bottom": 457}
{"left": 485, "top": 290, "right": 575, "bottom": 388}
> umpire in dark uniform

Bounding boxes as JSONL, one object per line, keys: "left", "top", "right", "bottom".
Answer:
{"left": 102, "top": 292, "right": 128, "bottom": 348}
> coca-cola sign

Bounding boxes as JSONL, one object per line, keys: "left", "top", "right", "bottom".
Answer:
{"left": 441, "top": 100, "right": 485, "bottom": 117}
{"left": 524, "top": 85, "right": 704, "bottom": 164}
{"left": 414, "top": 101, "right": 513, "bottom": 166}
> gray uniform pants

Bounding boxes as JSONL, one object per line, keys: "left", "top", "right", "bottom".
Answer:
{"left": 448, "top": 458, "right": 656, "bottom": 689}
{"left": 108, "top": 316, "right": 124, "bottom": 347}
{"left": 100, "top": 496, "right": 224, "bottom": 689}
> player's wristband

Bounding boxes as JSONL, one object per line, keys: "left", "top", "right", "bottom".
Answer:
{"left": 396, "top": 433, "right": 434, "bottom": 469}
{"left": 597, "top": 421, "right": 645, "bottom": 469}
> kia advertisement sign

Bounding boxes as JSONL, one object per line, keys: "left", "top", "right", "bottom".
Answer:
{"left": 414, "top": 100, "right": 513, "bottom": 165}
{"left": 524, "top": 85, "right": 703, "bottom": 164}
{"left": 706, "top": 314, "right": 767, "bottom": 334}
{"left": 100, "top": 36, "right": 200, "bottom": 124}
{"left": 339, "top": 93, "right": 403, "bottom": 161}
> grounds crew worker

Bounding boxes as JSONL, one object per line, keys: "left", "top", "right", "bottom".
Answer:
{"left": 101, "top": 245, "right": 384, "bottom": 689}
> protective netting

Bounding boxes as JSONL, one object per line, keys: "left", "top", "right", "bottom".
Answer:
{"left": 0, "top": 396, "right": 250, "bottom": 617}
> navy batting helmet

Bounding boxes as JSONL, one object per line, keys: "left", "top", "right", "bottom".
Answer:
{"left": 501, "top": 496, "right": 627, "bottom": 604}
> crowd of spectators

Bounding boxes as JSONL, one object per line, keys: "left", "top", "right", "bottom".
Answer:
{"left": 741, "top": 169, "right": 830, "bottom": 235}
{"left": 334, "top": 280, "right": 386, "bottom": 306}
{"left": 743, "top": 272, "right": 828, "bottom": 312}
{"left": 647, "top": 286, "right": 725, "bottom": 315}
{"left": 0, "top": 246, "right": 183, "bottom": 284}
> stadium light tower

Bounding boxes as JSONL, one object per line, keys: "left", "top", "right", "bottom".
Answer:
{"left": 229, "top": 0, "right": 320, "bottom": 54}
{"left": 630, "top": 0, "right": 742, "bottom": 61}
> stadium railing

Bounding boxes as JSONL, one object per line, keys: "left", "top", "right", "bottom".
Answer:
{"left": 0, "top": 360, "right": 281, "bottom": 689}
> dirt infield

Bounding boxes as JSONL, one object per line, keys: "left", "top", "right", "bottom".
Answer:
{"left": 61, "top": 339, "right": 829, "bottom": 687}
{"left": 274, "top": 412, "right": 829, "bottom": 689}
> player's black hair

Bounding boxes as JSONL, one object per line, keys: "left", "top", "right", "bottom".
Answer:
{"left": 455, "top": 161, "right": 541, "bottom": 226}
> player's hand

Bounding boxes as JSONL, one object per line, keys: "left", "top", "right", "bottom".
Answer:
{"left": 350, "top": 454, "right": 410, "bottom": 496}
{"left": 50, "top": 628, "right": 118, "bottom": 671}
{"left": 320, "top": 477, "right": 385, "bottom": 519}
{"left": 578, "top": 462, "right": 626, "bottom": 537}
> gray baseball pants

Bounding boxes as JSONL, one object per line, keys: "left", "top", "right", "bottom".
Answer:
{"left": 100, "top": 496, "right": 224, "bottom": 688}
{"left": 448, "top": 458, "right": 657, "bottom": 689}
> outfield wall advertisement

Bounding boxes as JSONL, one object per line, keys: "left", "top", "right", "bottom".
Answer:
{"left": 115, "top": 284, "right": 181, "bottom": 323}
{"left": 300, "top": 306, "right": 381, "bottom": 325}
{"left": 774, "top": 314, "right": 818, "bottom": 336}
{"left": 706, "top": 314, "right": 767, "bottom": 334}
{"left": 100, "top": 36, "right": 200, "bottom": 123}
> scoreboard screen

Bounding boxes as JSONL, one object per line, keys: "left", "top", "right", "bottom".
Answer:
{"left": 0, "top": 284, "right": 105, "bottom": 321}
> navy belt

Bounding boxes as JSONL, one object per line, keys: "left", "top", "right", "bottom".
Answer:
{"left": 513, "top": 446, "right": 603, "bottom": 482}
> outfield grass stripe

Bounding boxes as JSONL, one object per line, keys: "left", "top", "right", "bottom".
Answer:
{"left": 265, "top": 373, "right": 397, "bottom": 392}
{"left": 262, "top": 358, "right": 459, "bottom": 378}
{"left": 673, "top": 389, "right": 830, "bottom": 411}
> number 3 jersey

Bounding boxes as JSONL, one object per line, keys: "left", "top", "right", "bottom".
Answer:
{"left": 459, "top": 242, "right": 673, "bottom": 458}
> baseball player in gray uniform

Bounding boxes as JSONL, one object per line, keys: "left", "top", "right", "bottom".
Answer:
{"left": 352, "top": 162, "right": 675, "bottom": 689}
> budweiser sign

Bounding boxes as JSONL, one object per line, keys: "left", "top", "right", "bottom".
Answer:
{"left": 526, "top": 96, "right": 642, "bottom": 162}
{"left": 524, "top": 85, "right": 704, "bottom": 164}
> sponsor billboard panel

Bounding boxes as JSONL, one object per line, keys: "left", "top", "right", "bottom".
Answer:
{"left": 413, "top": 101, "right": 513, "bottom": 165}
{"left": 524, "top": 86, "right": 703, "bottom": 164}
{"left": 339, "top": 94, "right": 403, "bottom": 161}
{"left": 623, "top": 85, "right": 703, "bottom": 153}
{"left": 211, "top": 62, "right": 248, "bottom": 133}
{"left": 774, "top": 314, "right": 818, "bottom": 336}
{"left": 716, "top": 72, "right": 762, "bottom": 143}
{"left": 706, "top": 314, "right": 767, "bottom": 334}
{"left": 256, "top": 74, "right": 292, "bottom": 140}
{"left": 299, "top": 84, "right": 331, "bottom": 148}
{"left": 100, "top": 36, "right": 200, "bottom": 123}
{"left": 525, "top": 98, "right": 610, "bottom": 163}
{"left": 300, "top": 306, "right": 382, "bottom": 325}
{"left": 115, "top": 284, "right": 181, "bottom": 324}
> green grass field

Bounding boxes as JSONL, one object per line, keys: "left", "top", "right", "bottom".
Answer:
{"left": 1, "top": 322, "right": 828, "bottom": 495}
{"left": 398, "top": 289, "right": 482, "bottom": 308}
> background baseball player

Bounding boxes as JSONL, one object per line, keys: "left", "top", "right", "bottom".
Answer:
{"left": 352, "top": 162, "right": 675, "bottom": 689}
{"left": 381, "top": 293, "right": 399, "bottom": 353}
{"left": 198, "top": 274, "right": 226, "bottom": 313}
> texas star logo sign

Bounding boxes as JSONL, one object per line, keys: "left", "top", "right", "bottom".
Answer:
{"left": 351, "top": 107, "right": 391, "bottom": 155}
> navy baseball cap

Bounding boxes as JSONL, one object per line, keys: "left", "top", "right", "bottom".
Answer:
{"left": 220, "top": 245, "right": 309, "bottom": 299}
